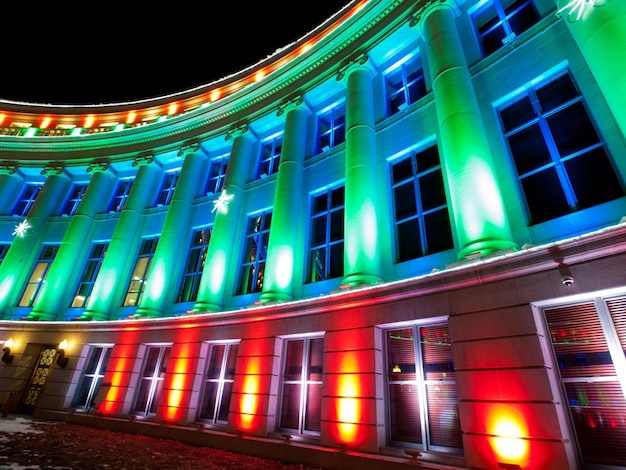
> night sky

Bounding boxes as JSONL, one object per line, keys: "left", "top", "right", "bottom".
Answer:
{"left": 1, "top": 2, "right": 349, "bottom": 105}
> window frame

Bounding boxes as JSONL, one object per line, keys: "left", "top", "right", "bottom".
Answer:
{"left": 107, "top": 179, "right": 133, "bottom": 213}
{"left": 177, "top": 227, "right": 211, "bottom": 303}
{"left": 316, "top": 103, "right": 346, "bottom": 153}
{"left": 307, "top": 185, "right": 345, "bottom": 283}
{"left": 237, "top": 211, "right": 272, "bottom": 295}
{"left": 384, "top": 54, "right": 427, "bottom": 117}
{"left": 133, "top": 344, "right": 171, "bottom": 416}
{"left": 71, "top": 242, "right": 109, "bottom": 307}
{"left": 256, "top": 134, "right": 283, "bottom": 179}
{"left": 13, "top": 183, "right": 43, "bottom": 217}
{"left": 18, "top": 244, "right": 60, "bottom": 307}
{"left": 59, "top": 183, "right": 88, "bottom": 216}
{"left": 123, "top": 237, "right": 159, "bottom": 307}
{"left": 72, "top": 344, "right": 113, "bottom": 410}
{"left": 197, "top": 341, "right": 239, "bottom": 425}
{"left": 277, "top": 335, "right": 325, "bottom": 436}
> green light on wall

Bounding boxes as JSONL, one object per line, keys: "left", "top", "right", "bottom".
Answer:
{"left": 208, "top": 250, "right": 227, "bottom": 296}
{"left": 0, "top": 275, "right": 15, "bottom": 303}
{"left": 346, "top": 198, "right": 379, "bottom": 266}
{"left": 458, "top": 156, "right": 507, "bottom": 240}
{"left": 143, "top": 259, "right": 166, "bottom": 304}
{"left": 557, "top": 0, "right": 597, "bottom": 21}
{"left": 272, "top": 246, "right": 294, "bottom": 290}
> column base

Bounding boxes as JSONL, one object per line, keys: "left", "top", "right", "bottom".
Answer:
{"left": 192, "top": 302, "right": 224, "bottom": 314}
{"left": 340, "top": 273, "right": 383, "bottom": 288}
{"left": 258, "top": 291, "right": 293, "bottom": 303}
{"left": 458, "top": 239, "right": 518, "bottom": 261}
{"left": 134, "top": 307, "right": 163, "bottom": 319}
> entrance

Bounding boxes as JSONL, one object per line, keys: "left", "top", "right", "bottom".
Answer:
{"left": 20, "top": 345, "right": 57, "bottom": 415}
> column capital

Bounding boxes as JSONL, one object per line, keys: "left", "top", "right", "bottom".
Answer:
{"left": 177, "top": 140, "right": 201, "bottom": 158}
{"left": 132, "top": 152, "right": 155, "bottom": 167}
{"left": 409, "top": 0, "right": 448, "bottom": 28}
{"left": 0, "top": 163, "right": 17, "bottom": 175}
{"left": 336, "top": 52, "right": 371, "bottom": 82}
{"left": 276, "top": 95, "right": 309, "bottom": 117}
{"left": 86, "top": 161, "right": 110, "bottom": 173}
{"left": 40, "top": 164, "right": 65, "bottom": 176}
{"left": 225, "top": 123, "right": 249, "bottom": 141}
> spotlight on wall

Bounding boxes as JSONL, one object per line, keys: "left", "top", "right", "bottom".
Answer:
{"left": 561, "top": 275, "right": 574, "bottom": 287}
{"left": 56, "top": 339, "right": 69, "bottom": 368}
{"left": 2, "top": 338, "right": 14, "bottom": 365}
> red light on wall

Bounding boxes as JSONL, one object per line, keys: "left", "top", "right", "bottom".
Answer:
{"left": 488, "top": 408, "right": 530, "bottom": 467}
{"left": 0, "top": 113, "right": 5, "bottom": 126}
{"left": 237, "top": 358, "right": 261, "bottom": 432}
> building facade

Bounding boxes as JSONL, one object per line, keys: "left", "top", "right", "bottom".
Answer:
{"left": 1, "top": 1, "right": 625, "bottom": 469}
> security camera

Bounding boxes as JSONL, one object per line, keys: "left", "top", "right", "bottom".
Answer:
{"left": 561, "top": 275, "right": 574, "bottom": 287}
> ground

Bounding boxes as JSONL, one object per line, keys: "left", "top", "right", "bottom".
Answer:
{"left": 0, "top": 417, "right": 318, "bottom": 470}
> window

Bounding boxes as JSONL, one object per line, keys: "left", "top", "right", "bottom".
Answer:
{"left": 391, "top": 146, "right": 453, "bottom": 262}
{"left": 198, "top": 342, "right": 239, "bottom": 424}
{"left": 237, "top": 212, "right": 272, "bottom": 295}
{"left": 13, "top": 184, "right": 42, "bottom": 217}
{"left": 308, "top": 186, "right": 344, "bottom": 282}
{"left": 73, "top": 345, "right": 112, "bottom": 410}
{"left": 278, "top": 336, "right": 324, "bottom": 434}
{"left": 71, "top": 242, "right": 108, "bottom": 307}
{"left": 472, "top": 0, "right": 540, "bottom": 56}
{"left": 257, "top": 135, "right": 283, "bottom": 179}
{"left": 204, "top": 156, "right": 229, "bottom": 195}
{"left": 18, "top": 245, "right": 59, "bottom": 307}
{"left": 317, "top": 104, "right": 345, "bottom": 152}
{"left": 177, "top": 228, "right": 211, "bottom": 303}
{"left": 386, "top": 323, "right": 462, "bottom": 450}
{"left": 542, "top": 296, "right": 626, "bottom": 466}
{"left": 134, "top": 344, "right": 171, "bottom": 416}
{"left": 123, "top": 237, "right": 159, "bottom": 306}
{"left": 385, "top": 56, "right": 427, "bottom": 116}
{"left": 107, "top": 179, "right": 133, "bottom": 213}
{"left": 155, "top": 171, "right": 179, "bottom": 207}
{"left": 499, "top": 72, "right": 624, "bottom": 224}
{"left": 0, "top": 244, "right": 9, "bottom": 265}
{"left": 59, "top": 183, "right": 88, "bottom": 216}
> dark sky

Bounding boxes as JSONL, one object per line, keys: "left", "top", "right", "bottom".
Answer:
{"left": 1, "top": 3, "right": 349, "bottom": 105}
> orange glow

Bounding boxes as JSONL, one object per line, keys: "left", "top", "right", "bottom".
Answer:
{"left": 237, "top": 358, "right": 261, "bottom": 432}
{"left": 488, "top": 408, "right": 530, "bottom": 466}
{"left": 301, "top": 42, "right": 313, "bottom": 54}
{"left": 168, "top": 103, "right": 178, "bottom": 115}
{"left": 254, "top": 70, "right": 266, "bottom": 82}
{"left": 209, "top": 90, "right": 221, "bottom": 102}
{"left": 330, "top": 349, "right": 368, "bottom": 446}
{"left": 126, "top": 111, "right": 136, "bottom": 124}
{"left": 84, "top": 115, "right": 95, "bottom": 128}
{"left": 39, "top": 117, "right": 52, "bottom": 129}
{"left": 0, "top": 113, "right": 5, "bottom": 125}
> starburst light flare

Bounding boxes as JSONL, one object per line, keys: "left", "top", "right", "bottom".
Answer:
{"left": 212, "top": 190, "right": 234, "bottom": 214}
{"left": 13, "top": 219, "right": 31, "bottom": 237}
{"left": 557, "top": 0, "right": 596, "bottom": 21}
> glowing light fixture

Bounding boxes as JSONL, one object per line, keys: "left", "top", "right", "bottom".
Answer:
{"left": 40, "top": 117, "right": 52, "bottom": 129}
{"left": 84, "top": 115, "right": 95, "bottom": 128}
{"left": 392, "top": 364, "right": 401, "bottom": 373}
{"left": 212, "top": 190, "right": 234, "bottom": 214}
{"left": 2, "top": 338, "right": 14, "bottom": 364}
{"left": 126, "top": 111, "right": 137, "bottom": 124}
{"left": 254, "top": 70, "right": 266, "bottom": 82}
{"left": 209, "top": 90, "right": 221, "bottom": 102}
{"left": 557, "top": 0, "right": 596, "bottom": 20}
{"left": 57, "top": 339, "right": 69, "bottom": 367}
{"left": 168, "top": 103, "right": 178, "bottom": 115}
{"left": 0, "top": 113, "right": 5, "bottom": 125}
{"left": 12, "top": 219, "right": 31, "bottom": 237}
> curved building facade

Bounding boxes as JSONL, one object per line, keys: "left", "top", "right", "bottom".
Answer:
{"left": 1, "top": 1, "right": 626, "bottom": 468}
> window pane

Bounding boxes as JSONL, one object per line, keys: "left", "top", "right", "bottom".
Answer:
{"left": 521, "top": 168, "right": 570, "bottom": 223}
{"left": 508, "top": 124, "right": 553, "bottom": 175}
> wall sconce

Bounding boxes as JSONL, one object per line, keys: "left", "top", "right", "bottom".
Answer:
{"left": 392, "top": 364, "right": 402, "bottom": 373}
{"left": 2, "top": 338, "right": 14, "bottom": 364}
{"left": 57, "top": 339, "right": 69, "bottom": 368}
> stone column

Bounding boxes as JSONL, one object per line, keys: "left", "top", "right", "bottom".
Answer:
{"left": 557, "top": 1, "right": 626, "bottom": 138}
{"left": 422, "top": 3, "right": 516, "bottom": 259}
{"left": 0, "top": 164, "right": 23, "bottom": 215}
{"left": 0, "top": 166, "right": 69, "bottom": 318}
{"left": 135, "top": 143, "right": 205, "bottom": 318}
{"left": 340, "top": 55, "right": 384, "bottom": 286}
{"left": 193, "top": 124, "right": 254, "bottom": 313}
{"left": 82, "top": 155, "right": 161, "bottom": 321}
{"left": 260, "top": 98, "right": 308, "bottom": 303}
{"left": 30, "top": 163, "right": 115, "bottom": 320}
